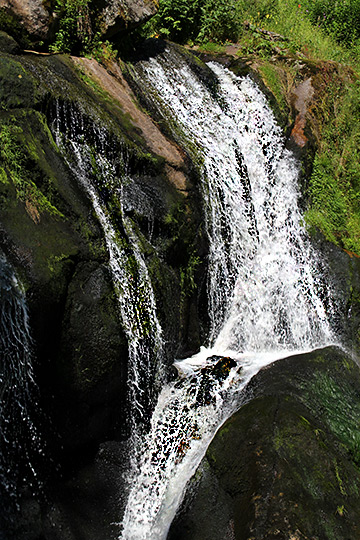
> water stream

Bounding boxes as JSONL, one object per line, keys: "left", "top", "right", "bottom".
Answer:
{"left": 51, "top": 105, "right": 164, "bottom": 448}
{"left": 119, "top": 50, "right": 337, "bottom": 540}
{"left": 0, "top": 253, "right": 43, "bottom": 527}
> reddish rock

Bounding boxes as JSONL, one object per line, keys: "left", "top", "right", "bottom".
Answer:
{"left": 290, "top": 78, "right": 314, "bottom": 148}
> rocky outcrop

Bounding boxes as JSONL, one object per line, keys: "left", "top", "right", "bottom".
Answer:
{"left": 169, "top": 347, "right": 360, "bottom": 540}
{"left": 0, "top": 0, "right": 52, "bottom": 39}
{"left": 96, "top": 0, "right": 158, "bottom": 38}
{"left": 0, "top": 0, "right": 158, "bottom": 47}
{"left": 0, "top": 35, "right": 205, "bottom": 539}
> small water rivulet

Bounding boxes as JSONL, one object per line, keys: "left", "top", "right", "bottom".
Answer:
{"left": 0, "top": 252, "right": 43, "bottom": 528}
{"left": 51, "top": 103, "right": 164, "bottom": 448}
{"left": 119, "top": 49, "right": 338, "bottom": 540}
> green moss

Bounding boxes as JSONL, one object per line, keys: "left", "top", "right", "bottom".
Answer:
{"left": 303, "top": 371, "right": 360, "bottom": 468}
{"left": 0, "top": 56, "right": 38, "bottom": 110}
{"left": 257, "top": 60, "right": 291, "bottom": 122}
{"left": 0, "top": 9, "right": 31, "bottom": 49}
{"left": 0, "top": 120, "right": 63, "bottom": 218}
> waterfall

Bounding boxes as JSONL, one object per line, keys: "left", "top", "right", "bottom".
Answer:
{"left": 50, "top": 103, "right": 164, "bottom": 446}
{"left": 0, "top": 252, "right": 43, "bottom": 527}
{"left": 119, "top": 48, "right": 337, "bottom": 540}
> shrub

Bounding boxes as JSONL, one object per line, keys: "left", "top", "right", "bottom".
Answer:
{"left": 143, "top": 0, "right": 202, "bottom": 42}
{"left": 50, "top": 0, "right": 92, "bottom": 53}
{"left": 197, "top": 0, "right": 242, "bottom": 43}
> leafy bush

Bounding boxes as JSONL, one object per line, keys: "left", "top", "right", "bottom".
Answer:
{"left": 197, "top": 0, "right": 242, "bottom": 43}
{"left": 143, "top": 0, "right": 202, "bottom": 42}
{"left": 50, "top": 0, "right": 92, "bottom": 53}
{"left": 142, "top": 0, "right": 252, "bottom": 43}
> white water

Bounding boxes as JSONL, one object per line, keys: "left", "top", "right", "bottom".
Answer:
{"left": 52, "top": 106, "right": 164, "bottom": 445}
{"left": 0, "top": 253, "right": 43, "bottom": 510}
{"left": 120, "top": 50, "right": 337, "bottom": 540}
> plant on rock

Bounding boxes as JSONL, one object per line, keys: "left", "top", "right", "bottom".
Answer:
{"left": 50, "top": 0, "right": 92, "bottom": 53}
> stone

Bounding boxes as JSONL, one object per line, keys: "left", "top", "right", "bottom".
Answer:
{"left": 169, "top": 347, "right": 360, "bottom": 540}
{"left": 96, "top": 0, "right": 158, "bottom": 38}
{"left": 0, "top": 30, "right": 20, "bottom": 53}
{"left": 0, "top": 0, "right": 52, "bottom": 39}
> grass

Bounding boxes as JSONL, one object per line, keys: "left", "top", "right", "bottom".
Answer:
{"left": 210, "top": 0, "right": 360, "bottom": 255}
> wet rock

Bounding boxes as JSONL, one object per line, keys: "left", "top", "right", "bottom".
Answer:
{"left": 196, "top": 356, "right": 237, "bottom": 406}
{"left": 312, "top": 231, "right": 360, "bottom": 355}
{"left": 0, "top": 45, "right": 203, "bottom": 538}
{"left": 169, "top": 347, "right": 360, "bottom": 540}
{"left": 54, "top": 262, "right": 128, "bottom": 453}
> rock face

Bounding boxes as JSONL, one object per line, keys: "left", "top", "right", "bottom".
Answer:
{"left": 0, "top": 35, "right": 205, "bottom": 539}
{"left": 96, "top": 0, "right": 158, "bottom": 38}
{"left": 0, "top": 0, "right": 52, "bottom": 39}
{"left": 169, "top": 347, "right": 360, "bottom": 540}
{"left": 0, "top": 0, "right": 158, "bottom": 46}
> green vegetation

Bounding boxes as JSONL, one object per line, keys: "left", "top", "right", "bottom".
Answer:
{"left": 0, "top": 121, "right": 63, "bottom": 219}
{"left": 305, "top": 78, "right": 360, "bottom": 254}
{"left": 141, "top": 0, "right": 244, "bottom": 42}
{"left": 50, "top": 0, "right": 119, "bottom": 60}
{"left": 138, "top": 0, "right": 360, "bottom": 255}
{"left": 50, "top": 0, "right": 92, "bottom": 53}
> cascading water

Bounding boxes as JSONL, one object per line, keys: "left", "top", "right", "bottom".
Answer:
{"left": 0, "top": 252, "right": 43, "bottom": 530}
{"left": 119, "top": 48, "right": 338, "bottom": 540}
{"left": 50, "top": 104, "right": 164, "bottom": 447}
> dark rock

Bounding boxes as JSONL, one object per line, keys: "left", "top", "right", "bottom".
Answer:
{"left": 312, "top": 232, "right": 360, "bottom": 355}
{"left": 0, "top": 30, "right": 20, "bottom": 53}
{"left": 196, "top": 356, "right": 237, "bottom": 406}
{"left": 169, "top": 346, "right": 360, "bottom": 540}
{"left": 0, "top": 46, "right": 203, "bottom": 539}
{"left": 54, "top": 262, "right": 128, "bottom": 453}
{"left": 42, "top": 440, "right": 129, "bottom": 540}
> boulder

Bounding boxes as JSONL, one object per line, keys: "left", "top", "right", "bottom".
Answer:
{"left": 96, "top": 0, "right": 158, "bottom": 38}
{"left": 0, "top": 0, "right": 158, "bottom": 46}
{"left": 0, "top": 29, "right": 20, "bottom": 53}
{"left": 169, "top": 347, "right": 360, "bottom": 540}
{"left": 0, "top": 0, "right": 52, "bottom": 40}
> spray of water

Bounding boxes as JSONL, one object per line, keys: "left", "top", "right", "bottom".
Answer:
{"left": 0, "top": 253, "right": 44, "bottom": 527}
{"left": 119, "top": 50, "right": 337, "bottom": 540}
{"left": 51, "top": 103, "right": 164, "bottom": 449}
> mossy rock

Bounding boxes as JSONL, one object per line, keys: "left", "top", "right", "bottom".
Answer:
{"left": 0, "top": 55, "right": 39, "bottom": 109}
{"left": 0, "top": 30, "right": 20, "bottom": 54}
{"left": 0, "top": 44, "right": 202, "bottom": 456}
{"left": 169, "top": 347, "right": 360, "bottom": 540}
